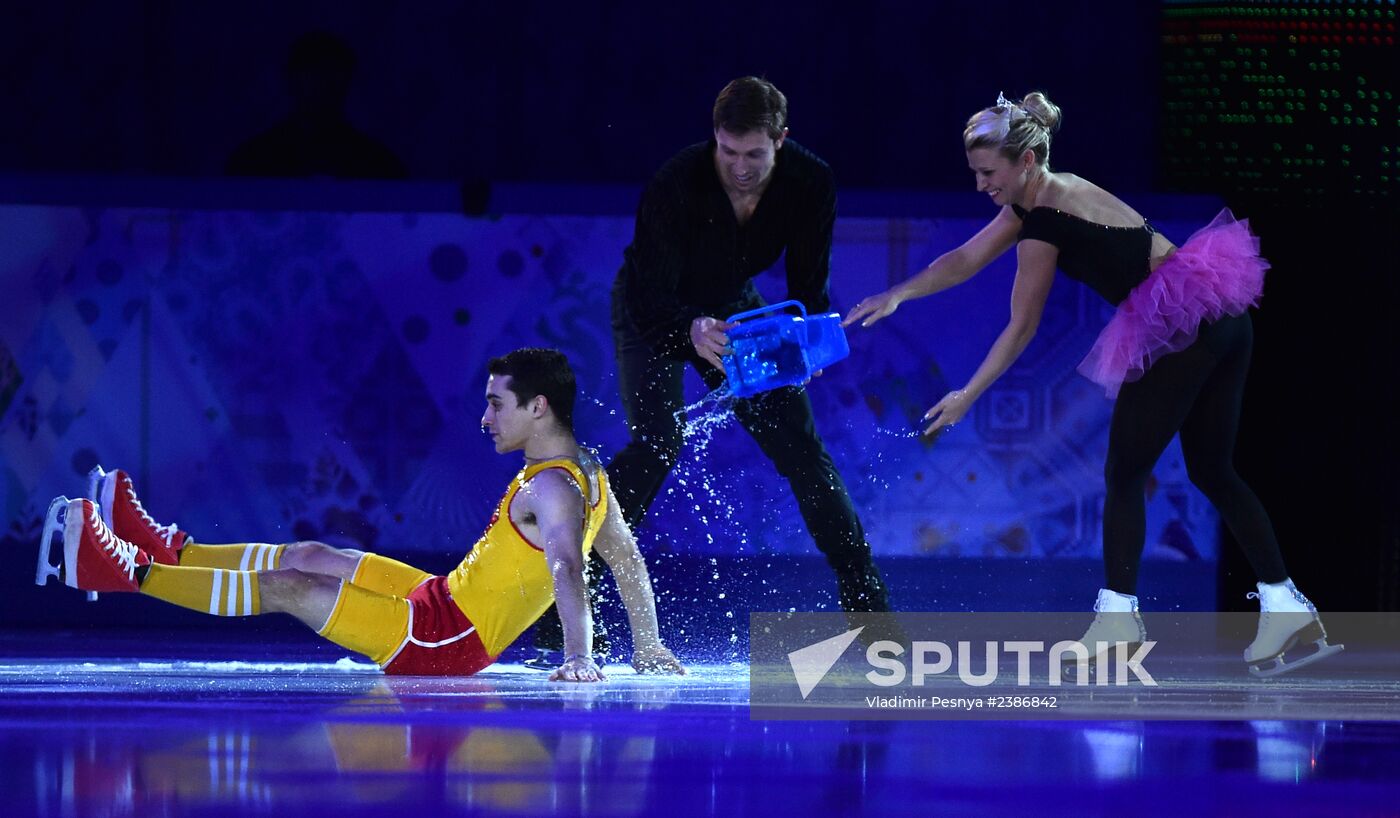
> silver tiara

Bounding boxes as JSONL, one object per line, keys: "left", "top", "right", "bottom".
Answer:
{"left": 996, "top": 91, "right": 1044, "bottom": 127}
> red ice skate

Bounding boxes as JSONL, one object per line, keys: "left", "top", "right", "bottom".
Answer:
{"left": 36, "top": 497, "right": 152, "bottom": 593}
{"left": 88, "top": 466, "right": 189, "bottom": 565}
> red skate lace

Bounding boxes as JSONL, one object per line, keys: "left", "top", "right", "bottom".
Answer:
{"left": 124, "top": 481, "right": 181, "bottom": 546}
{"left": 90, "top": 504, "right": 142, "bottom": 579}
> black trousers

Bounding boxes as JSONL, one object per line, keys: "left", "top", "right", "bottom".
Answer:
{"left": 533, "top": 299, "right": 890, "bottom": 652}
{"left": 1102, "top": 312, "right": 1288, "bottom": 595}
{"left": 613, "top": 317, "right": 884, "bottom": 575}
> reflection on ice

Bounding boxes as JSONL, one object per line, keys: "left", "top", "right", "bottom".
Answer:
{"left": 3, "top": 649, "right": 1397, "bottom": 817}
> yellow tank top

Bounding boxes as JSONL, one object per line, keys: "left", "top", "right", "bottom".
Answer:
{"left": 447, "top": 457, "right": 608, "bottom": 657}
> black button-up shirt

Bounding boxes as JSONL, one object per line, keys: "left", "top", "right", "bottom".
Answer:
{"left": 612, "top": 138, "right": 836, "bottom": 358}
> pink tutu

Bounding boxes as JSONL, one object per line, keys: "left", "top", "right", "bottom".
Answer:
{"left": 1078, "top": 209, "right": 1268, "bottom": 398}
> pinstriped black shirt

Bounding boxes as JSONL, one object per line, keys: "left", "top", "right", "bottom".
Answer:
{"left": 612, "top": 138, "right": 836, "bottom": 358}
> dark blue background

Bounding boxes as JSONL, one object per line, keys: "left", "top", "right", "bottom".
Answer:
{"left": 0, "top": 2, "right": 1394, "bottom": 621}
{"left": 0, "top": 1, "right": 1158, "bottom": 190}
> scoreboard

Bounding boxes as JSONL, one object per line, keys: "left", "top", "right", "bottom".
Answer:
{"left": 1160, "top": 1, "right": 1397, "bottom": 199}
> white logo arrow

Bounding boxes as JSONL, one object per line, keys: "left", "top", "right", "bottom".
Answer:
{"left": 788, "top": 626, "right": 865, "bottom": 699}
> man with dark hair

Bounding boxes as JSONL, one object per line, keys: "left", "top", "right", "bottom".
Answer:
{"left": 487, "top": 348, "right": 577, "bottom": 431}
{"left": 712, "top": 75, "right": 789, "bottom": 140}
{"left": 39, "top": 348, "right": 682, "bottom": 683}
{"left": 529, "top": 77, "right": 891, "bottom": 664}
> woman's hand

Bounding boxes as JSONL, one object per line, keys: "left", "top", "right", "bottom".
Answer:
{"left": 922, "top": 389, "right": 973, "bottom": 437}
{"left": 842, "top": 290, "right": 902, "bottom": 328}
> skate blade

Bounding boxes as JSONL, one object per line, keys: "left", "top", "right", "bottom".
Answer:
{"left": 1249, "top": 640, "right": 1346, "bottom": 678}
{"left": 86, "top": 464, "right": 109, "bottom": 504}
{"left": 1061, "top": 641, "right": 1144, "bottom": 682}
{"left": 35, "top": 496, "right": 68, "bottom": 587}
{"left": 35, "top": 496, "right": 100, "bottom": 601}
{"left": 522, "top": 652, "right": 562, "bottom": 671}
{"left": 87, "top": 464, "right": 115, "bottom": 529}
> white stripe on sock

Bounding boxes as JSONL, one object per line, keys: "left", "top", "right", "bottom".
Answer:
{"left": 239, "top": 546, "right": 254, "bottom": 572}
{"left": 210, "top": 569, "right": 224, "bottom": 615}
{"left": 240, "top": 571, "right": 252, "bottom": 616}
{"left": 225, "top": 571, "right": 238, "bottom": 616}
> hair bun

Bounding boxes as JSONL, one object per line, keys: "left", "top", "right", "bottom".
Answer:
{"left": 1021, "top": 92, "right": 1061, "bottom": 131}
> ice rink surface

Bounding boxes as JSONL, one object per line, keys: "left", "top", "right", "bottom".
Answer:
{"left": 3, "top": 631, "right": 1399, "bottom": 817}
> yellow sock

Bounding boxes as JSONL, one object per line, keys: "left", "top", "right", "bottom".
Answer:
{"left": 141, "top": 564, "right": 261, "bottom": 616}
{"left": 178, "top": 543, "right": 283, "bottom": 571}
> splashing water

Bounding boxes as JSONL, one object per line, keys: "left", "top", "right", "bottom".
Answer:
{"left": 643, "top": 384, "right": 760, "bottom": 660}
{"left": 855, "top": 423, "right": 923, "bottom": 491}
{"left": 875, "top": 425, "right": 921, "bottom": 441}
{"left": 588, "top": 396, "right": 619, "bottom": 417}
{"left": 676, "top": 385, "right": 738, "bottom": 453}
{"left": 657, "top": 385, "right": 749, "bottom": 549}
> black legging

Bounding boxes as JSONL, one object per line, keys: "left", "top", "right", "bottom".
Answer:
{"left": 1103, "top": 312, "right": 1288, "bottom": 594}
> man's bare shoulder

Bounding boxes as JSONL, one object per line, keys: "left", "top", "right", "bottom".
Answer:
{"left": 518, "top": 467, "right": 586, "bottom": 515}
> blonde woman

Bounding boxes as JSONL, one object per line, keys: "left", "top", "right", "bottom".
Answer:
{"left": 844, "top": 92, "right": 1339, "bottom": 678}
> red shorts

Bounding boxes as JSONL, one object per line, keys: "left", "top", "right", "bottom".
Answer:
{"left": 382, "top": 576, "right": 496, "bottom": 676}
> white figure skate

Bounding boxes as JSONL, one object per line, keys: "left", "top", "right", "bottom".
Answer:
{"left": 1245, "top": 580, "right": 1343, "bottom": 678}
{"left": 1062, "top": 588, "right": 1147, "bottom": 682}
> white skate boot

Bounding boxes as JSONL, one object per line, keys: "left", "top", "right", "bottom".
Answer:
{"left": 1062, "top": 589, "right": 1148, "bottom": 681}
{"left": 1245, "top": 580, "right": 1344, "bottom": 678}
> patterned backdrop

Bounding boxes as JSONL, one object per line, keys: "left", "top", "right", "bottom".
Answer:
{"left": 0, "top": 201, "right": 1219, "bottom": 566}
